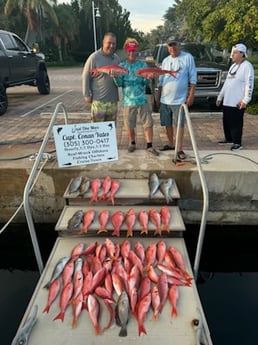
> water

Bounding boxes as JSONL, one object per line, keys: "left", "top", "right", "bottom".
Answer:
{"left": 1, "top": 224, "right": 258, "bottom": 345}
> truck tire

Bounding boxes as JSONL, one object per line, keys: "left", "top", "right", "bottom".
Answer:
{"left": 0, "top": 84, "right": 8, "bottom": 116}
{"left": 37, "top": 69, "right": 50, "bottom": 95}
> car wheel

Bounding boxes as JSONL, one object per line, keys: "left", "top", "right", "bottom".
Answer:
{"left": 0, "top": 84, "right": 8, "bottom": 116}
{"left": 37, "top": 69, "right": 50, "bottom": 95}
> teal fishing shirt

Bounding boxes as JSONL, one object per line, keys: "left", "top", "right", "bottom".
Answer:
{"left": 114, "top": 60, "right": 150, "bottom": 106}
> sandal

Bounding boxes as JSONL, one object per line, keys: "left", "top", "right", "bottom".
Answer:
{"left": 159, "top": 145, "right": 175, "bottom": 151}
{"left": 177, "top": 150, "right": 186, "bottom": 160}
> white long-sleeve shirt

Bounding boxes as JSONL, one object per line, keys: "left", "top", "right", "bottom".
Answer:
{"left": 217, "top": 60, "right": 254, "bottom": 106}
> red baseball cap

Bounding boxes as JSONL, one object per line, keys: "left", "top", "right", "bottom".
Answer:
{"left": 125, "top": 42, "right": 138, "bottom": 52}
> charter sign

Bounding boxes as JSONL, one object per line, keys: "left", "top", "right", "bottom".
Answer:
{"left": 53, "top": 121, "right": 118, "bottom": 167}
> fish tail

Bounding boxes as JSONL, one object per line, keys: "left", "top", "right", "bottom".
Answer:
{"left": 43, "top": 282, "right": 50, "bottom": 289}
{"left": 127, "top": 229, "right": 133, "bottom": 237}
{"left": 112, "top": 229, "right": 120, "bottom": 237}
{"left": 42, "top": 305, "right": 50, "bottom": 314}
{"left": 140, "top": 227, "right": 148, "bottom": 235}
{"left": 138, "top": 323, "right": 147, "bottom": 336}
{"left": 171, "top": 307, "right": 178, "bottom": 317}
{"left": 53, "top": 311, "right": 65, "bottom": 322}
{"left": 94, "top": 324, "right": 102, "bottom": 335}
{"left": 119, "top": 326, "right": 127, "bottom": 337}
{"left": 162, "top": 224, "right": 170, "bottom": 233}
{"left": 97, "top": 227, "right": 108, "bottom": 234}
{"left": 152, "top": 313, "right": 159, "bottom": 321}
{"left": 72, "top": 318, "right": 77, "bottom": 328}
{"left": 154, "top": 227, "right": 162, "bottom": 236}
{"left": 89, "top": 194, "right": 98, "bottom": 204}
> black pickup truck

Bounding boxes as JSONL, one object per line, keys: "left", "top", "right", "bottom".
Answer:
{"left": 0, "top": 30, "right": 50, "bottom": 115}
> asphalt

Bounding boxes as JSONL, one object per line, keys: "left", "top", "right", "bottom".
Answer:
{"left": 0, "top": 65, "right": 258, "bottom": 162}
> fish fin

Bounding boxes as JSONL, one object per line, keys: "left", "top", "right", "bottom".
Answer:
{"left": 119, "top": 326, "right": 127, "bottom": 337}
{"left": 94, "top": 324, "right": 102, "bottom": 335}
{"left": 138, "top": 324, "right": 147, "bottom": 336}
{"left": 53, "top": 312, "right": 65, "bottom": 322}
{"left": 171, "top": 308, "right": 178, "bottom": 317}
{"left": 97, "top": 227, "right": 108, "bottom": 234}
{"left": 42, "top": 305, "right": 50, "bottom": 314}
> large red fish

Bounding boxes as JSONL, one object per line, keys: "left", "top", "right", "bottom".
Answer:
{"left": 135, "top": 67, "right": 178, "bottom": 79}
{"left": 89, "top": 178, "right": 101, "bottom": 204}
{"left": 106, "top": 179, "right": 120, "bottom": 206}
{"left": 138, "top": 210, "right": 149, "bottom": 235}
{"left": 125, "top": 208, "right": 136, "bottom": 237}
{"left": 136, "top": 292, "right": 151, "bottom": 336}
{"left": 53, "top": 281, "right": 73, "bottom": 322}
{"left": 98, "top": 176, "right": 112, "bottom": 200}
{"left": 42, "top": 278, "right": 61, "bottom": 314}
{"left": 72, "top": 292, "right": 83, "bottom": 328}
{"left": 168, "top": 285, "right": 179, "bottom": 317}
{"left": 111, "top": 210, "right": 124, "bottom": 237}
{"left": 160, "top": 205, "right": 171, "bottom": 233}
{"left": 87, "top": 294, "right": 102, "bottom": 335}
{"left": 80, "top": 209, "right": 95, "bottom": 234}
{"left": 97, "top": 209, "right": 110, "bottom": 234}
{"left": 149, "top": 208, "right": 162, "bottom": 236}
{"left": 91, "top": 64, "right": 129, "bottom": 77}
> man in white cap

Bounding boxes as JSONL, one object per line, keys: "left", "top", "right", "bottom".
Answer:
{"left": 216, "top": 43, "right": 254, "bottom": 151}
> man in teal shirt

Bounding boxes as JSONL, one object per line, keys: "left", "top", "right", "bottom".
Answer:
{"left": 115, "top": 38, "right": 159, "bottom": 156}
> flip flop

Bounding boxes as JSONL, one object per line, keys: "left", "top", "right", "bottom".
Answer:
{"left": 159, "top": 145, "right": 175, "bottom": 151}
{"left": 177, "top": 150, "right": 186, "bottom": 160}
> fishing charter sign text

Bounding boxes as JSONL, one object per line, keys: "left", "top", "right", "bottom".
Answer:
{"left": 53, "top": 121, "right": 118, "bottom": 167}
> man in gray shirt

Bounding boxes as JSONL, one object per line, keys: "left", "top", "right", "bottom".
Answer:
{"left": 82, "top": 32, "right": 119, "bottom": 123}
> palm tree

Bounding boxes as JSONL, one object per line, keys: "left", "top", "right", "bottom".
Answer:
{"left": 4, "top": 0, "right": 59, "bottom": 45}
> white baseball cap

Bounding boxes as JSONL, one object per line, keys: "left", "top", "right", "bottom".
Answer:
{"left": 231, "top": 43, "right": 248, "bottom": 57}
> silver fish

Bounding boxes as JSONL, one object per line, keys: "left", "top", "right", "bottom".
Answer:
{"left": 79, "top": 176, "right": 91, "bottom": 196}
{"left": 148, "top": 173, "right": 160, "bottom": 199}
{"left": 68, "top": 176, "right": 83, "bottom": 194}
{"left": 159, "top": 178, "right": 173, "bottom": 204}
{"left": 115, "top": 291, "right": 130, "bottom": 337}
{"left": 43, "top": 256, "right": 70, "bottom": 288}
{"left": 67, "top": 210, "right": 84, "bottom": 231}
{"left": 74, "top": 257, "right": 83, "bottom": 274}
{"left": 11, "top": 305, "right": 38, "bottom": 345}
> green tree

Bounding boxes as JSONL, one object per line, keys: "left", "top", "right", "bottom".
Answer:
{"left": 4, "top": 0, "right": 59, "bottom": 44}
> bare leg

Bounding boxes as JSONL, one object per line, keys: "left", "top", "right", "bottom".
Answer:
{"left": 128, "top": 129, "right": 136, "bottom": 143}
{"left": 165, "top": 126, "right": 174, "bottom": 147}
{"left": 144, "top": 127, "right": 153, "bottom": 144}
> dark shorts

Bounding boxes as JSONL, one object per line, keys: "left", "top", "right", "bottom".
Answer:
{"left": 123, "top": 103, "right": 153, "bottom": 130}
{"left": 160, "top": 103, "right": 185, "bottom": 128}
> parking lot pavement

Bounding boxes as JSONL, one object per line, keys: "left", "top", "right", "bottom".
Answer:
{"left": 0, "top": 67, "right": 258, "bottom": 152}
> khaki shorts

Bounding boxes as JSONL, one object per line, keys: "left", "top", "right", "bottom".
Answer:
{"left": 91, "top": 100, "right": 118, "bottom": 122}
{"left": 123, "top": 103, "right": 153, "bottom": 130}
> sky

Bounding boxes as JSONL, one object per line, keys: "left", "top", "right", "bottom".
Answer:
{"left": 118, "top": 0, "right": 175, "bottom": 33}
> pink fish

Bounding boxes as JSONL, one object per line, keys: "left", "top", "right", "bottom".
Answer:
{"left": 134, "top": 240, "right": 145, "bottom": 262}
{"left": 71, "top": 270, "right": 84, "bottom": 302}
{"left": 105, "top": 238, "right": 116, "bottom": 259}
{"left": 157, "top": 272, "right": 168, "bottom": 313}
{"left": 42, "top": 278, "right": 61, "bottom": 314}
{"left": 89, "top": 178, "right": 101, "bottom": 203}
{"left": 138, "top": 210, "right": 149, "bottom": 234}
{"left": 168, "top": 285, "right": 179, "bottom": 317}
{"left": 72, "top": 292, "right": 83, "bottom": 328}
{"left": 53, "top": 281, "right": 73, "bottom": 322}
{"left": 98, "top": 176, "right": 112, "bottom": 200}
{"left": 144, "top": 243, "right": 157, "bottom": 270}
{"left": 151, "top": 285, "right": 161, "bottom": 320}
{"left": 160, "top": 205, "right": 171, "bottom": 232}
{"left": 111, "top": 272, "right": 124, "bottom": 296}
{"left": 80, "top": 209, "right": 95, "bottom": 234}
{"left": 139, "top": 276, "right": 151, "bottom": 301}
{"left": 125, "top": 208, "right": 136, "bottom": 237}
{"left": 97, "top": 209, "right": 110, "bottom": 234}
{"left": 87, "top": 294, "right": 102, "bottom": 335}
{"left": 95, "top": 286, "right": 115, "bottom": 303}
{"left": 136, "top": 292, "right": 151, "bottom": 336}
{"left": 61, "top": 260, "right": 74, "bottom": 287}
{"left": 157, "top": 240, "right": 167, "bottom": 264}
{"left": 91, "top": 64, "right": 129, "bottom": 77}
{"left": 111, "top": 210, "right": 124, "bottom": 237}
{"left": 120, "top": 239, "right": 131, "bottom": 259}
{"left": 103, "top": 299, "right": 115, "bottom": 331}
{"left": 106, "top": 179, "right": 120, "bottom": 205}
{"left": 135, "top": 67, "right": 178, "bottom": 79}
{"left": 149, "top": 208, "right": 162, "bottom": 236}
{"left": 70, "top": 242, "right": 85, "bottom": 258}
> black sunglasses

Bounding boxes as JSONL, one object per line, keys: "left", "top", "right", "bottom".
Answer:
{"left": 168, "top": 42, "right": 178, "bottom": 47}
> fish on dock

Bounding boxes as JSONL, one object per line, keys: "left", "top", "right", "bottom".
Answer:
{"left": 11, "top": 305, "right": 38, "bottom": 345}
{"left": 115, "top": 291, "right": 130, "bottom": 337}
{"left": 148, "top": 173, "right": 160, "bottom": 199}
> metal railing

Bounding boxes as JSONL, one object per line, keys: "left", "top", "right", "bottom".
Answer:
{"left": 174, "top": 103, "right": 209, "bottom": 280}
{"left": 23, "top": 102, "right": 69, "bottom": 273}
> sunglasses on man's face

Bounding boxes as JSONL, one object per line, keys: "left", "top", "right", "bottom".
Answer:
{"left": 168, "top": 42, "right": 178, "bottom": 47}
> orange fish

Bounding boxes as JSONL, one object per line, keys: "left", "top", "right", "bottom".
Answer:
{"left": 138, "top": 210, "right": 149, "bottom": 234}
{"left": 97, "top": 209, "right": 110, "bottom": 234}
{"left": 149, "top": 208, "right": 162, "bottom": 236}
{"left": 136, "top": 292, "right": 151, "bottom": 336}
{"left": 125, "top": 208, "right": 136, "bottom": 237}
{"left": 87, "top": 294, "right": 102, "bottom": 335}
{"left": 111, "top": 210, "right": 124, "bottom": 237}
{"left": 53, "top": 281, "right": 73, "bottom": 322}
{"left": 42, "top": 278, "right": 61, "bottom": 314}
{"left": 89, "top": 178, "right": 101, "bottom": 204}
{"left": 168, "top": 285, "right": 179, "bottom": 317}
{"left": 98, "top": 176, "right": 112, "bottom": 200}
{"left": 135, "top": 67, "right": 178, "bottom": 79}
{"left": 160, "top": 205, "right": 171, "bottom": 232}
{"left": 91, "top": 64, "right": 129, "bottom": 77}
{"left": 106, "top": 179, "right": 120, "bottom": 206}
{"left": 80, "top": 209, "right": 95, "bottom": 234}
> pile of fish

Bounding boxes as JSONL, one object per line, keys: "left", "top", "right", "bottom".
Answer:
{"left": 148, "top": 173, "right": 174, "bottom": 204}
{"left": 43, "top": 239, "right": 192, "bottom": 337}
{"left": 67, "top": 205, "right": 172, "bottom": 236}
{"left": 68, "top": 175, "right": 120, "bottom": 205}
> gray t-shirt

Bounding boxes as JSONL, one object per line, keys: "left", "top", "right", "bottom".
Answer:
{"left": 82, "top": 49, "right": 119, "bottom": 102}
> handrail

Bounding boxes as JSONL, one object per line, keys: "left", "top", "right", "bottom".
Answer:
{"left": 23, "top": 102, "right": 69, "bottom": 273}
{"left": 174, "top": 104, "right": 209, "bottom": 280}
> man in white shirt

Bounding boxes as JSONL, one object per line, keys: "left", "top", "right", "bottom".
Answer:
{"left": 216, "top": 43, "right": 254, "bottom": 151}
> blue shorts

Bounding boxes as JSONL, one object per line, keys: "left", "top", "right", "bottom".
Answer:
{"left": 160, "top": 103, "right": 185, "bottom": 128}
